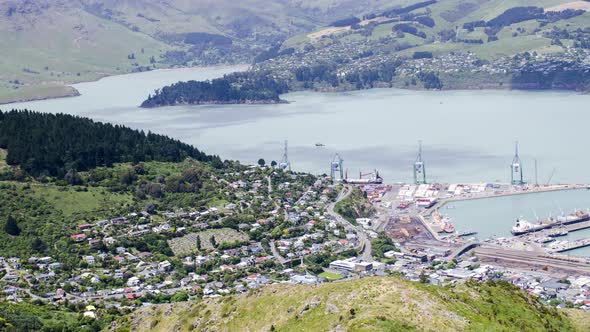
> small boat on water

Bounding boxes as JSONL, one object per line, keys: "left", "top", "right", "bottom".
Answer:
{"left": 548, "top": 228, "right": 569, "bottom": 238}
{"left": 457, "top": 230, "right": 477, "bottom": 237}
{"left": 537, "top": 237, "right": 554, "bottom": 244}
{"left": 315, "top": 143, "right": 325, "bottom": 147}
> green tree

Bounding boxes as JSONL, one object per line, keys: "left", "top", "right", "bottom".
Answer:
{"left": 196, "top": 236, "right": 202, "bottom": 251}
{"left": 31, "top": 238, "right": 46, "bottom": 252}
{"left": 210, "top": 235, "right": 217, "bottom": 248}
{"left": 4, "top": 216, "right": 20, "bottom": 236}
{"left": 258, "top": 158, "right": 266, "bottom": 167}
{"left": 271, "top": 160, "right": 277, "bottom": 168}
{"left": 171, "top": 291, "right": 189, "bottom": 302}
{"left": 419, "top": 271, "right": 429, "bottom": 284}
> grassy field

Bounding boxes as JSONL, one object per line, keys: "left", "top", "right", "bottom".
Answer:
{"left": 0, "top": 84, "right": 79, "bottom": 105}
{"left": 29, "top": 185, "right": 133, "bottom": 219}
{"left": 318, "top": 271, "right": 343, "bottom": 280}
{"left": 0, "top": 3, "right": 173, "bottom": 104}
{"left": 112, "top": 276, "right": 590, "bottom": 332}
{"left": 470, "top": 35, "right": 554, "bottom": 59}
{"left": 0, "top": 181, "right": 132, "bottom": 257}
{"left": 0, "top": 149, "right": 6, "bottom": 169}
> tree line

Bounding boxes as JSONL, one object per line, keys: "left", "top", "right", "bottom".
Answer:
{"left": 0, "top": 110, "right": 221, "bottom": 178}
{"left": 511, "top": 60, "right": 590, "bottom": 90}
{"left": 464, "top": 7, "right": 585, "bottom": 32}
{"left": 141, "top": 72, "right": 288, "bottom": 107}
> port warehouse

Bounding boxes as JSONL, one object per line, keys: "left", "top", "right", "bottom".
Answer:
{"left": 397, "top": 182, "right": 495, "bottom": 207}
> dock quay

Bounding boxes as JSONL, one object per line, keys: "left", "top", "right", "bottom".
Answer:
{"left": 512, "top": 210, "right": 590, "bottom": 236}
{"left": 566, "top": 221, "right": 590, "bottom": 232}
{"left": 423, "top": 184, "right": 590, "bottom": 217}
{"left": 521, "top": 221, "right": 590, "bottom": 240}
{"left": 553, "top": 238, "right": 590, "bottom": 253}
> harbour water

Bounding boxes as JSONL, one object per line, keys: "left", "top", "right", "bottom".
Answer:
{"left": 444, "top": 189, "right": 590, "bottom": 256}
{"left": 7, "top": 66, "right": 590, "bottom": 255}
{"left": 8, "top": 65, "right": 590, "bottom": 185}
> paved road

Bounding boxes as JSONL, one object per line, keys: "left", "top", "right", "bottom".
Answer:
{"left": 326, "top": 185, "right": 373, "bottom": 262}
{"left": 270, "top": 241, "right": 291, "bottom": 265}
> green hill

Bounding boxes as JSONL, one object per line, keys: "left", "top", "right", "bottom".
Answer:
{"left": 0, "top": 110, "right": 226, "bottom": 259}
{"left": 111, "top": 277, "right": 590, "bottom": 332}
{"left": 3, "top": 0, "right": 590, "bottom": 102}
{"left": 0, "top": 0, "right": 405, "bottom": 104}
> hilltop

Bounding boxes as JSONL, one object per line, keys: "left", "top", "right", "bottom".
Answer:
{"left": 111, "top": 276, "right": 590, "bottom": 332}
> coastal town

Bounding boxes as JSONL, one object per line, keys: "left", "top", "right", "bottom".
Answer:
{"left": 4, "top": 154, "right": 590, "bottom": 320}
{"left": 254, "top": 24, "right": 590, "bottom": 91}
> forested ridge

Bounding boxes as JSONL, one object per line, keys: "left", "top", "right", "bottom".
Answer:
{"left": 0, "top": 110, "right": 222, "bottom": 177}
{"left": 140, "top": 72, "right": 288, "bottom": 108}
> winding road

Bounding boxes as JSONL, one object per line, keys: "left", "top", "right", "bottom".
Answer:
{"left": 326, "top": 185, "right": 373, "bottom": 262}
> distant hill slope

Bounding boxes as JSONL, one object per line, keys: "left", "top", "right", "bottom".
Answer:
{"left": 111, "top": 277, "right": 590, "bottom": 332}
{"left": 3, "top": 0, "right": 589, "bottom": 103}
{"left": 0, "top": 0, "right": 402, "bottom": 104}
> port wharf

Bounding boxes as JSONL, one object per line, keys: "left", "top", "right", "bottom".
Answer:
{"left": 423, "top": 184, "right": 590, "bottom": 217}
{"left": 554, "top": 238, "right": 590, "bottom": 253}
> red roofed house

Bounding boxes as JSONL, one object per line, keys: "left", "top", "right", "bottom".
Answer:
{"left": 255, "top": 257, "right": 268, "bottom": 264}
{"left": 113, "top": 256, "right": 126, "bottom": 263}
{"left": 70, "top": 234, "right": 87, "bottom": 242}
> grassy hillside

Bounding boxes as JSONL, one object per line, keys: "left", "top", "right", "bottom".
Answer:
{"left": 111, "top": 276, "right": 590, "bottom": 332}
{"left": 0, "top": 0, "right": 404, "bottom": 104}
{"left": 334, "top": 187, "right": 376, "bottom": 224}
{"left": 3, "top": 0, "right": 589, "bottom": 102}
{"left": 0, "top": 157, "right": 232, "bottom": 260}
{"left": 285, "top": 0, "right": 585, "bottom": 56}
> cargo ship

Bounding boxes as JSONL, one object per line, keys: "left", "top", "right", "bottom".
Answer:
{"left": 343, "top": 170, "right": 383, "bottom": 185}
{"left": 441, "top": 219, "right": 456, "bottom": 233}
{"left": 432, "top": 211, "right": 456, "bottom": 233}
{"left": 511, "top": 210, "right": 590, "bottom": 236}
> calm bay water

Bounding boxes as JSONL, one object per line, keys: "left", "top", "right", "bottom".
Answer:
{"left": 7, "top": 66, "right": 590, "bottom": 254}
{"left": 443, "top": 189, "right": 590, "bottom": 256}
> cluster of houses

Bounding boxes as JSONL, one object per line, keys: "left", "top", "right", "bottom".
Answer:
{"left": 5, "top": 163, "right": 590, "bottom": 313}
{"left": 0, "top": 167, "right": 380, "bottom": 308}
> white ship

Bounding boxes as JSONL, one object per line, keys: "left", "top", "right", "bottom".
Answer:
{"left": 511, "top": 219, "right": 536, "bottom": 235}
